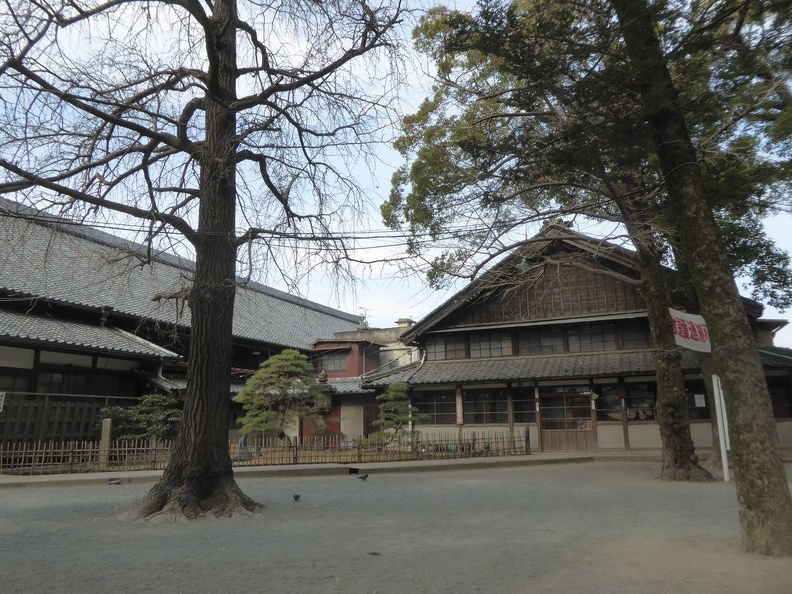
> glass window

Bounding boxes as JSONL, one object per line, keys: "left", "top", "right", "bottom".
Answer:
{"left": 0, "top": 371, "right": 31, "bottom": 392}
{"left": 424, "top": 336, "right": 466, "bottom": 361}
{"left": 625, "top": 382, "right": 656, "bottom": 421}
{"left": 685, "top": 379, "right": 711, "bottom": 420}
{"left": 447, "top": 336, "right": 467, "bottom": 359}
{"left": 424, "top": 337, "right": 445, "bottom": 361}
{"left": 513, "top": 387, "right": 536, "bottom": 423}
{"left": 319, "top": 351, "right": 347, "bottom": 372}
{"left": 768, "top": 377, "right": 792, "bottom": 419}
{"left": 622, "top": 319, "right": 652, "bottom": 349}
{"left": 568, "top": 322, "right": 617, "bottom": 352}
{"left": 37, "top": 369, "right": 91, "bottom": 395}
{"left": 469, "top": 332, "right": 512, "bottom": 358}
{"left": 538, "top": 387, "right": 593, "bottom": 430}
{"left": 518, "top": 327, "right": 564, "bottom": 355}
{"left": 594, "top": 384, "right": 622, "bottom": 422}
{"left": 463, "top": 389, "right": 508, "bottom": 424}
{"left": 413, "top": 391, "right": 456, "bottom": 424}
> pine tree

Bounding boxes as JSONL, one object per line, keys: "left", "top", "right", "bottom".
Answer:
{"left": 234, "top": 349, "right": 323, "bottom": 443}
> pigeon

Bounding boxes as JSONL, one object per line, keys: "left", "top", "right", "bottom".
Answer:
{"left": 293, "top": 494, "right": 301, "bottom": 502}
{"left": 356, "top": 473, "right": 369, "bottom": 481}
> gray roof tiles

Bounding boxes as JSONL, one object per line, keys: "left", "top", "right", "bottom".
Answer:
{"left": 366, "top": 349, "right": 704, "bottom": 386}
{"left": 0, "top": 203, "right": 362, "bottom": 351}
{"left": 0, "top": 308, "right": 178, "bottom": 359}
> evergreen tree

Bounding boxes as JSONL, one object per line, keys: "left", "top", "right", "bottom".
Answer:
{"left": 234, "top": 349, "right": 323, "bottom": 442}
{"left": 101, "top": 393, "right": 182, "bottom": 441}
{"left": 371, "top": 382, "right": 428, "bottom": 442}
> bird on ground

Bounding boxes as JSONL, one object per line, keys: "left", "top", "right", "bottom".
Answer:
{"left": 293, "top": 494, "right": 301, "bottom": 502}
{"left": 356, "top": 473, "right": 369, "bottom": 481}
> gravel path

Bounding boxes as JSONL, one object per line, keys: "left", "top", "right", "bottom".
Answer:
{"left": 2, "top": 461, "right": 791, "bottom": 593}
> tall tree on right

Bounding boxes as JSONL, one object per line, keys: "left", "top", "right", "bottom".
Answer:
{"left": 609, "top": 0, "right": 792, "bottom": 555}
{"left": 387, "top": 0, "right": 792, "bottom": 554}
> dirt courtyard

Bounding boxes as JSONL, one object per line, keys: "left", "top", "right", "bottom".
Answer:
{"left": 2, "top": 461, "right": 791, "bottom": 594}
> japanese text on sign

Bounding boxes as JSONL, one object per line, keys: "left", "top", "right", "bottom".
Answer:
{"left": 669, "top": 308, "right": 711, "bottom": 353}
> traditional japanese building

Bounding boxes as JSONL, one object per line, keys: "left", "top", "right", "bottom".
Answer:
{"left": 362, "top": 221, "right": 792, "bottom": 452}
{"left": 0, "top": 198, "right": 363, "bottom": 442}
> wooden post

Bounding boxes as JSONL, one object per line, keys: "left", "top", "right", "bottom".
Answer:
{"left": 99, "top": 418, "right": 112, "bottom": 471}
{"left": 525, "top": 425, "right": 531, "bottom": 455}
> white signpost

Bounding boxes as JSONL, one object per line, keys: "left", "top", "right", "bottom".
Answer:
{"left": 668, "top": 308, "right": 730, "bottom": 481}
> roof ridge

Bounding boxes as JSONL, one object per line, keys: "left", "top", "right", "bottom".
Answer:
{"left": 0, "top": 197, "right": 360, "bottom": 323}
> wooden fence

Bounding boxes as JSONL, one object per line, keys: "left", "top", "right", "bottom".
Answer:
{"left": 1, "top": 430, "right": 530, "bottom": 475}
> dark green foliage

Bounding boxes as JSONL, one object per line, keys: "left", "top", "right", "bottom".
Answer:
{"left": 386, "top": 0, "right": 792, "bottom": 306}
{"left": 101, "top": 393, "right": 182, "bottom": 440}
{"left": 233, "top": 349, "right": 322, "bottom": 438}
{"left": 371, "top": 382, "right": 428, "bottom": 442}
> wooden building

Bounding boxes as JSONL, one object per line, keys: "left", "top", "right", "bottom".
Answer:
{"left": 0, "top": 199, "right": 363, "bottom": 443}
{"left": 363, "top": 222, "right": 792, "bottom": 453}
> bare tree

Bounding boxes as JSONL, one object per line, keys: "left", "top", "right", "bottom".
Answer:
{"left": 0, "top": 0, "right": 405, "bottom": 520}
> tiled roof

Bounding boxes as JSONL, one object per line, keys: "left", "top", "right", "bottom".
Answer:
{"left": 327, "top": 377, "right": 376, "bottom": 395}
{"left": 0, "top": 308, "right": 178, "bottom": 359}
{"left": 142, "top": 373, "right": 248, "bottom": 394}
{"left": 0, "top": 202, "right": 362, "bottom": 351}
{"left": 757, "top": 347, "right": 792, "bottom": 369}
{"left": 365, "top": 349, "right": 701, "bottom": 386}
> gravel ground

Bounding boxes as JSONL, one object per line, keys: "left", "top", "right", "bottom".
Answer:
{"left": 2, "top": 461, "right": 791, "bottom": 594}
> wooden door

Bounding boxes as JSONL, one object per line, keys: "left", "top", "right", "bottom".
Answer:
{"left": 539, "top": 389, "right": 596, "bottom": 451}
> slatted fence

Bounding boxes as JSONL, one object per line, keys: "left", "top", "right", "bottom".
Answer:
{"left": 1, "top": 430, "right": 529, "bottom": 475}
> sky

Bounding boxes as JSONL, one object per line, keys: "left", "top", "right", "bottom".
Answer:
{"left": 296, "top": 207, "right": 792, "bottom": 349}
{"left": 263, "top": 0, "right": 792, "bottom": 350}
{"left": 9, "top": 0, "right": 791, "bottom": 350}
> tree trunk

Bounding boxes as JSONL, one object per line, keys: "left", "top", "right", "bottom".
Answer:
{"left": 126, "top": 0, "right": 256, "bottom": 520}
{"left": 617, "top": 197, "right": 711, "bottom": 481}
{"left": 610, "top": 0, "right": 792, "bottom": 555}
{"left": 641, "top": 258, "right": 711, "bottom": 481}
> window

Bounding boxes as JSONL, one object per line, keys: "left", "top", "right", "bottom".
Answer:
{"left": 684, "top": 379, "right": 711, "bottom": 420}
{"left": 594, "top": 384, "right": 622, "bottom": 422}
{"left": 513, "top": 387, "right": 536, "bottom": 423}
{"left": 318, "top": 352, "right": 347, "bottom": 372}
{"left": 424, "top": 336, "right": 466, "bottom": 361}
{"left": 538, "top": 386, "right": 593, "bottom": 430}
{"left": 0, "top": 371, "right": 31, "bottom": 393}
{"left": 37, "top": 369, "right": 90, "bottom": 395}
{"left": 768, "top": 377, "right": 792, "bottom": 419}
{"left": 463, "top": 389, "right": 508, "bottom": 423}
{"left": 622, "top": 319, "right": 652, "bottom": 349}
{"left": 469, "top": 332, "right": 512, "bottom": 358}
{"left": 625, "top": 382, "right": 656, "bottom": 420}
{"left": 568, "top": 322, "right": 617, "bottom": 352}
{"left": 413, "top": 391, "right": 456, "bottom": 424}
{"left": 446, "top": 336, "right": 466, "bottom": 359}
{"left": 424, "top": 337, "right": 445, "bottom": 361}
{"left": 518, "top": 327, "right": 564, "bottom": 355}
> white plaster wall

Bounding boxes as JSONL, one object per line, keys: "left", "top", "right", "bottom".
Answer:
{"left": 596, "top": 424, "right": 625, "bottom": 449}
{"left": 95, "top": 357, "right": 139, "bottom": 371}
{"left": 776, "top": 420, "right": 792, "bottom": 449}
{"left": 627, "top": 423, "right": 661, "bottom": 449}
{"left": 0, "top": 345, "right": 35, "bottom": 368}
{"left": 411, "top": 424, "right": 539, "bottom": 451}
{"left": 690, "top": 421, "right": 713, "bottom": 449}
{"left": 39, "top": 351, "right": 92, "bottom": 367}
{"left": 340, "top": 404, "right": 365, "bottom": 441}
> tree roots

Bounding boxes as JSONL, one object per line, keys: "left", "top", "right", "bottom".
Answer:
{"left": 121, "top": 473, "right": 260, "bottom": 522}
